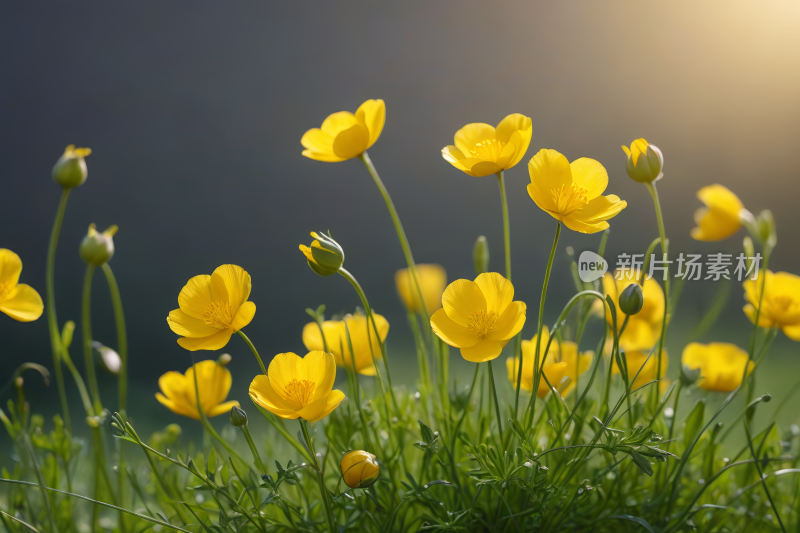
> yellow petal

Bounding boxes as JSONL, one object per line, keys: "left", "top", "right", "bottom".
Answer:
{"left": 321, "top": 111, "right": 358, "bottom": 135}
{"left": 568, "top": 158, "right": 608, "bottom": 200}
{"left": 430, "top": 308, "right": 478, "bottom": 348}
{"left": 156, "top": 392, "right": 199, "bottom": 419}
{"left": 333, "top": 124, "right": 370, "bottom": 159}
{"left": 489, "top": 301, "right": 526, "bottom": 341}
{"left": 177, "top": 329, "right": 233, "bottom": 351}
{"left": 178, "top": 274, "right": 213, "bottom": 319}
{"left": 167, "top": 308, "right": 220, "bottom": 337}
{"left": 782, "top": 324, "right": 800, "bottom": 341}
{"left": 211, "top": 265, "right": 251, "bottom": 310}
{"left": 300, "top": 351, "right": 336, "bottom": 400}
{"left": 268, "top": 352, "right": 304, "bottom": 396}
{"left": 442, "top": 279, "right": 486, "bottom": 327}
{"left": 690, "top": 185, "right": 743, "bottom": 242}
{"left": 301, "top": 128, "right": 343, "bottom": 162}
{"left": 569, "top": 195, "right": 627, "bottom": 225}
{"left": 395, "top": 264, "right": 447, "bottom": 314}
{"left": 231, "top": 301, "right": 256, "bottom": 331}
{"left": 301, "top": 390, "right": 345, "bottom": 423}
{"left": 249, "top": 375, "right": 300, "bottom": 413}
{"left": 0, "top": 283, "right": 43, "bottom": 322}
{"left": 743, "top": 304, "right": 775, "bottom": 328}
{"left": 355, "top": 99, "right": 385, "bottom": 149}
{"left": 474, "top": 272, "right": 514, "bottom": 315}
{"left": 539, "top": 361, "right": 568, "bottom": 399}
{"left": 527, "top": 149, "right": 573, "bottom": 212}
{"left": 207, "top": 400, "right": 241, "bottom": 418}
{"left": 495, "top": 114, "right": 532, "bottom": 144}
{"left": 0, "top": 249, "right": 22, "bottom": 287}
{"left": 460, "top": 338, "right": 504, "bottom": 363}
{"left": 190, "top": 360, "right": 232, "bottom": 409}
{"left": 453, "top": 123, "right": 496, "bottom": 156}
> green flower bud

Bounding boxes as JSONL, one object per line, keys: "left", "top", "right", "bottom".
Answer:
{"left": 52, "top": 145, "right": 91, "bottom": 189}
{"left": 680, "top": 363, "right": 702, "bottom": 386}
{"left": 80, "top": 223, "right": 118, "bottom": 266}
{"left": 61, "top": 320, "right": 76, "bottom": 350}
{"left": 473, "top": 235, "right": 489, "bottom": 275}
{"left": 619, "top": 283, "right": 644, "bottom": 315}
{"left": 622, "top": 139, "right": 663, "bottom": 183}
{"left": 92, "top": 341, "right": 122, "bottom": 374}
{"left": 299, "top": 231, "right": 344, "bottom": 276}
{"left": 230, "top": 406, "right": 248, "bottom": 427}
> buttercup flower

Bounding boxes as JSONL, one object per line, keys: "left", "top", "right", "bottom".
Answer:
{"left": 340, "top": 450, "right": 380, "bottom": 489}
{"left": 690, "top": 185, "right": 744, "bottom": 242}
{"left": 506, "top": 326, "right": 593, "bottom": 398}
{"left": 441, "top": 114, "right": 532, "bottom": 177}
{"left": 79, "top": 223, "right": 118, "bottom": 266}
{"left": 301, "top": 99, "right": 385, "bottom": 162}
{"left": 602, "top": 270, "right": 665, "bottom": 352}
{"left": 299, "top": 232, "right": 345, "bottom": 277}
{"left": 527, "top": 149, "right": 627, "bottom": 233}
{"left": 0, "top": 249, "right": 44, "bottom": 322}
{"left": 52, "top": 145, "right": 91, "bottom": 189}
{"left": 395, "top": 264, "right": 446, "bottom": 314}
{"left": 249, "top": 351, "right": 345, "bottom": 422}
{"left": 612, "top": 349, "right": 669, "bottom": 390}
{"left": 302, "top": 312, "right": 389, "bottom": 375}
{"left": 743, "top": 270, "right": 800, "bottom": 340}
{"left": 621, "top": 138, "right": 664, "bottom": 183}
{"left": 167, "top": 264, "right": 256, "bottom": 351}
{"left": 681, "top": 342, "right": 753, "bottom": 392}
{"left": 430, "top": 273, "right": 526, "bottom": 363}
{"left": 156, "top": 360, "right": 240, "bottom": 420}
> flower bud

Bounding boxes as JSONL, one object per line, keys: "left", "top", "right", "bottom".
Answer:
{"left": 299, "top": 231, "right": 344, "bottom": 276}
{"left": 80, "top": 224, "right": 118, "bottom": 266}
{"left": 218, "top": 353, "right": 232, "bottom": 366}
{"left": 230, "top": 406, "right": 248, "bottom": 427}
{"left": 340, "top": 450, "right": 380, "bottom": 489}
{"left": 92, "top": 341, "right": 122, "bottom": 374}
{"left": 679, "top": 363, "right": 702, "bottom": 387}
{"left": 52, "top": 145, "right": 91, "bottom": 189}
{"left": 473, "top": 235, "right": 489, "bottom": 275}
{"left": 622, "top": 139, "right": 663, "bottom": 183}
{"left": 619, "top": 283, "right": 644, "bottom": 315}
{"left": 61, "top": 320, "right": 76, "bottom": 350}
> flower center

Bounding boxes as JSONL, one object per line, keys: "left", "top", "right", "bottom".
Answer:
{"left": 468, "top": 138, "right": 506, "bottom": 162}
{"left": 551, "top": 184, "right": 589, "bottom": 215}
{"left": 771, "top": 295, "right": 794, "bottom": 313}
{"left": 283, "top": 379, "right": 316, "bottom": 407}
{"left": 0, "top": 280, "right": 12, "bottom": 301}
{"left": 202, "top": 301, "right": 233, "bottom": 329}
{"left": 467, "top": 310, "right": 497, "bottom": 339}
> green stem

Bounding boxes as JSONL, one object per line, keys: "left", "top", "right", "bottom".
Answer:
{"left": 523, "top": 222, "right": 561, "bottom": 424}
{"left": 496, "top": 171, "right": 512, "bottom": 281}
{"left": 82, "top": 265, "right": 103, "bottom": 413}
{"left": 101, "top": 264, "right": 127, "bottom": 413}
{"left": 487, "top": 361, "right": 503, "bottom": 438}
{"left": 239, "top": 424, "right": 266, "bottom": 475}
{"left": 20, "top": 434, "right": 58, "bottom": 533}
{"left": 236, "top": 330, "right": 268, "bottom": 375}
{"left": 60, "top": 343, "right": 95, "bottom": 416}
{"left": 299, "top": 420, "right": 336, "bottom": 533}
{"left": 645, "top": 182, "right": 670, "bottom": 407}
{"left": 408, "top": 312, "right": 432, "bottom": 397}
{"left": 46, "top": 188, "right": 72, "bottom": 432}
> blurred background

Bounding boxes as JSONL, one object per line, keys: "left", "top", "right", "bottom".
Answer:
{"left": 2, "top": 1, "right": 800, "bottom": 439}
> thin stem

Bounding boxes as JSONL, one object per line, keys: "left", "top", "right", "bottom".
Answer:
{"left": 645, "top": 182, "right": 670, "bottom": 407}
{"left": 82, "top": 265, "right": 103, "bottom": 413}
{"left": 496, "top": 171, "right": 512, "bottom": 281}
{"left": 299, "top": 420, "right": 336, "bottom": 533}
{"left": 240, "top": 425, "right": 266, "bottom": 475}
{"left": 101, "top": 264, "right": 128, "bottom": 413}
{"left": 20, "top": 434, "right": 58, "bottom": 533}
{"left": 487, "top": 361, "right": 503, "bottom": 438}
{"left": 60, "top": 343, "right": 95, "bottom": 416}
{"left": 46, "top": 188, "right": 72, "bottom": 431}
{"left": 236, "top": 330, "right": 267, "bottom": 375}
{"left": 523, "top": 222, "right": 561, "bottom": 423}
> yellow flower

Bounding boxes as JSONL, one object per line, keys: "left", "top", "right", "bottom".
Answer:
{"left": 167, "top": 265, "right": 256, "bottom": 351}
{"left": 302, "top": 312, "right": 389, "bottom": 376}
{"left": 0, "top": 249, "right": 44, "bottom": 322}
{"left": 681, "top": 342, "right": 753, "bottom": 392}
{"left": 299, "top": 232, "right": 345, "bottom": 277}
{"left": 743, "top": 270, "right": 800, "bottom": 340}
{"left": 506, "top": 326, "right": 593, "bottom": 398}
{"left": 527, "top": 149, "right": 627, "bottom": 234}
{"left": 621, "top": 138, "right": 664, "bottom": 183}
{"left": 340, "top": 450, "right": 380, "bottom": 489}
{"left": 602, "top": 270, "right": 665, "bottom": 352}
{"left": 430, "top": 273, "right": 526, "bottom": 363}
{"left": 155, "top": 360, "right": 240, "bottom": 420}
{"left": 395, "top": 264, "right": 447, "bottom": 314}
{"left": 690, "top": 185, "right": 744, "bottom": 241}
{"left": 612, "top": 349, "right": 669, "bottom": 390}
{"left": 301, "top": 99, "right": 385, "bottom": 162}
{"left": 441, "top": 114, "right": 532, "bottom": 177}
{"left": 249, "top": 351, "right": 345, "bottom": 422}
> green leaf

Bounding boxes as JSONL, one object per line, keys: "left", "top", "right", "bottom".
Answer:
{"left": 628, "top": 449, "right": 654, "bottom": 476}
{"left": 683, "top": 399, "right": 706, "bottom": 447}
{"left": 607, "top": 514, "right": 655, "bottom": 533}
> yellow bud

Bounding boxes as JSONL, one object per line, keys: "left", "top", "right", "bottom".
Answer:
{"left": 340, "top": 450, "right": 380, "bottom": 489}
{"left": 80, "top": 223, "right": 118, "bottom": 266}
{"left": 621, "top": 138, "right": 663, "bottom": 183}
{"left": 299, "top": 231, "right": 344, "bottom": 276}
{"left": 52, "top": 145, "right": 91, "bottom": 189}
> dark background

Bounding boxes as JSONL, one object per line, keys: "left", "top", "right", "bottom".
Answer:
{"left": 2, "top": 1, "right": 799, "bottom": 435}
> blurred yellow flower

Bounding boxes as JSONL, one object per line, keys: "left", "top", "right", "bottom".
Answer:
{"left": 167, "top": 265, "right": 256, "bottom": 351}
{"left": 621, "top": 138, "right": 664, "bottom": 183}
{"left": 690, "top": 185, "right": 744, "bottom": 241}
{"left": 0, "top": 249, "right": 43, "bottom": 322}
{"left": 395, "top": 264, "right": 446, "bottom": 314}
{"left": 506, "top": 326, "right": 593, "bottom": 398}
{"left": 602, "top": 270, "right": 665, "bottom": 352}
{"left": 682, "top": 342, "right": 753, "bottom": 392}
{"left": 743, "top": 270, "right": 800, "bottom": 340}
{"left": 430, "top": 273, "right": 526, "bottom": 363}
{"left": 527, "top": 149, "right": 627, "bottom": 234}
{"left": 441, "top": 114, "right": 532, "bottom": 177}
{"left": 249, "top": 351, "right": 344, "bottom": 422}
{"left": 340, "top": 450, "right": 380, "bottom": 489}
{"left": 301, "top": 100, "right": 385, "bottom": 162}
{"left": 612, "top": 349, "right": 669, "bottom": 390}
{"left": 155, "top": 360, "right": 240, "bottom": 420}
{"left": 302, "top": 312, "right": 389, "bottom": 376}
